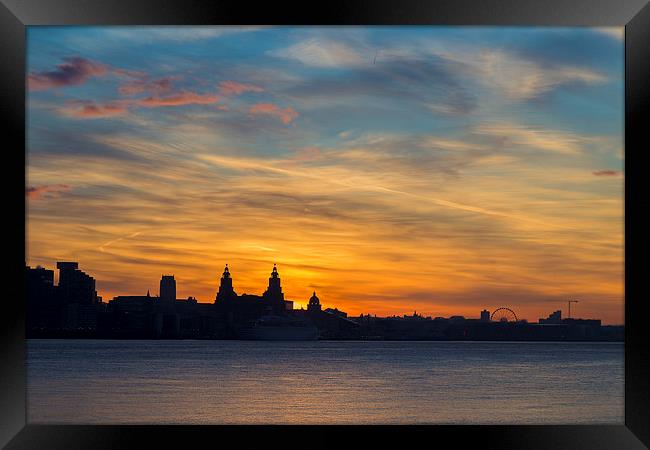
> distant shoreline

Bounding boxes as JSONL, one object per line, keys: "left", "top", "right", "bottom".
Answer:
{"left": 25, "top": 335, "right": 624, "bottom": 343}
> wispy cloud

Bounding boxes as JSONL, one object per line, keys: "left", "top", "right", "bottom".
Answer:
{"left": 99, "top": 231, "right": 145, "bottom": 253}
{"left": 474, "top": 122, "right": 587, "bottom": 155}
{"left": 59, "top": 100, "right": 129, "bottom": 119}
{"left": 249, "top": 103, "right": 298, "bottom": 124}
{"left": 28, "top": 57, "right": 107, "bottom": 91}
{"left": 135, "top": 91, "right": 221, "bottom": 108}
{"left": 269, "top": 38, "right": 366, "bottom": 68}
{"left": 218, "top": 80, "right": 264, "bottom": 96}
{"left": 119, "top": 76, "right": 178, "bottom": 96}
{"left": 471, "top": 49, "right": 607, "bottom": 100}
{"left": 26, "top": 184, "right": 72, "bottom": 199}
{"left": 282, "top": 56, "right": 477, "bottom": 116}
{"left": 593, "top": 170, "right": 621, "bottom": 177}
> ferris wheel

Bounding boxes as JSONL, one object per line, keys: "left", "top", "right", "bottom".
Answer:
{"left": 490, "top": 307, "right": 518, "bottom": 323}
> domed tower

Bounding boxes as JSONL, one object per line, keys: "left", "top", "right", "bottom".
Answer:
{"left": 215, "top": 264, "right": 237, "bottom": 303}
{"left": 307, "top": 291, "right": 321, "bottom": 313}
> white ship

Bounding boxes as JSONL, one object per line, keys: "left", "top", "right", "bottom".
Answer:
{"left": 236, "top": 315, "right": 319, "bottom": 341}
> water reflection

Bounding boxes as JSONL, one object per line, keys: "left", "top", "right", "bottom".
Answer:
{"left": 27, "top": 340, "right": 624, "bottom": 424}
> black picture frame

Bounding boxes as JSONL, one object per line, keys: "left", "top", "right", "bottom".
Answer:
{"left": 1, "top": 0, "right": 649, "bottom": 448}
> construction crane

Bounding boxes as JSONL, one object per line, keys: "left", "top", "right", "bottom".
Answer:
{"left": 567, "top": 300, "right": 579, "bottom": 319}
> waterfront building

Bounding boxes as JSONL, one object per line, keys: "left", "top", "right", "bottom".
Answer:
{"left": 26, "top": 264, "right": 60, "bottom": 330}
{"left": 56, "top": 262, "right": 101, "bottom": 330}
{"left": 263, "top": 264, "right": 292, "bottom": 314}
{"left": 301, "top": 291, "right": 358, "bottom": 338}
{"left": 539, "top": 310, "right": 562, "bottom": 324}
{"left": 160, "top": 275, "right": 176, "bottom": 309}
{"left": 307, "top": 291, "right": 321, "bottom": 313}
{"left": 106, "top": 293, "right": 158, "bottom": 336}
{"left": 324, "top": 307, "right": 347, "bottom": 318}
{"left": 215, "top": 264, "right": 237, "bottom": 302}
{"left": 57, "top": 262, "right": 99, "bottom": 305}
{"left": 214, "top": 264, "right": 295, "bottom": 333}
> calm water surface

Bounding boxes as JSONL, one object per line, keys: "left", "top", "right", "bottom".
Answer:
{"left": 27, "top": 339, "right": 623, "bottom": 424}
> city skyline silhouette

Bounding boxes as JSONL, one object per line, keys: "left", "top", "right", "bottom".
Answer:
{"left": 26, "top": 259, "right": 622, "bottom": 327}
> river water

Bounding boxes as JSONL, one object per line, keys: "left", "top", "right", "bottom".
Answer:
{"left": 27, "top": 339, "right": 624, "bottom": 424}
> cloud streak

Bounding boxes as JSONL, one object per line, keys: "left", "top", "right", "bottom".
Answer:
{"left": 593, "top": 170, "right": 621, "bottom": 177}
{"left": 118, "top": 76, "right": 178, "bottom": 96}
{"left": 473, "top": 122, "right": 586, "bottom": 155}
{"left": 135, "top": 91, "right": 221, "bottom": 108}
{"left": 249, "top": 103, "right": 298, "bottom": 124}
{"left": 269, "top": 38, "right": 366, "bottom": 68}
{"left": 59, "top": 101, "right": 129, "bottom": 119}
{"left": 471, "top": 49, "right": 607, "bottom": 100}
{"left": 218, "top": 80, "right": 264, "bottom": 96}
{"left": 57, "top": 91, "right": 223, "bottom": 119}
{"left": 26, "top": 184, "right": 72, "bottom": 199}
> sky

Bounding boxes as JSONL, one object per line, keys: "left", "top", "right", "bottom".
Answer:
{"left": 26, "top": 26, "right": 624, "bottom": 324}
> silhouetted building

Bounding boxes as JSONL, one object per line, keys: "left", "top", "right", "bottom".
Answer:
{"left": 480, "top": 309, "right": 490, "bottom": 322}
{"left": 57, "top": 262, "right": 98, "bottom": 304}
{"left": 263, "top": 264, "right": 291, "bottom": 314}
{"left": 160, "top": 275, "right": 176, "bottom": 309}
{"left": 403, "top": 311, "right": 427, "bottom": 320}
{"left": 324, "top": 307, "right": 347, "bottom": 318}
{"left": 562, "top": 318, "right": 601, "bottom": 326}
{"left": 215, "top": 264, "right": 237, "bottom": 302}
{"left": 26, "top": 264, "right": 61, "bottom": 330}
{"left": 213, "top": 265, "right": 296, "bottom": 335}
{"left": 56, "top": 262, "right": 100, "bottom": 329}
{"left": 26, "top": 265, "right": 54, "bottom": 289}
{"left": 106, "top": 293, "right": 159, "bottom": 337}
{"left": 539, "top": 310, "right": 562, "bottom": 324}
{"left": 301, "top": 291, "right": 357, "bottom": 339}
{"left": 307, "top": 291, "right": 321, "bottom": 313}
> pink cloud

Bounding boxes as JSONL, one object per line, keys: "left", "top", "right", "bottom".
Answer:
{"left": 26, "top": 184, "right": 72, "bottom": 199}
{"left": 60, "top": 101, "right": 129, "bottom": 119}
{"left": 57, "top": 90, "right": 222, "bottom": 118}
{"left": 593, "top": 170, "right": 621, "bottom": 177}
{"left": 218, "top": 80, "right": 264, "bottom": 96}
{"left": 249, "top": 103, "right": 298, "bottom": 124}
{"left": 119, "top": 76, "right": 179, "bottom": 96}
{"left": 136, "top": 91, "right": 221, "bottom": 107}
{"left": 28, "top": 57, "right": 107, "bottom": 91}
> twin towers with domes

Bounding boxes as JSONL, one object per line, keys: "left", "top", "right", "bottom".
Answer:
{"left": 214, "top": 264, "right": 321, "bottom": 317}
